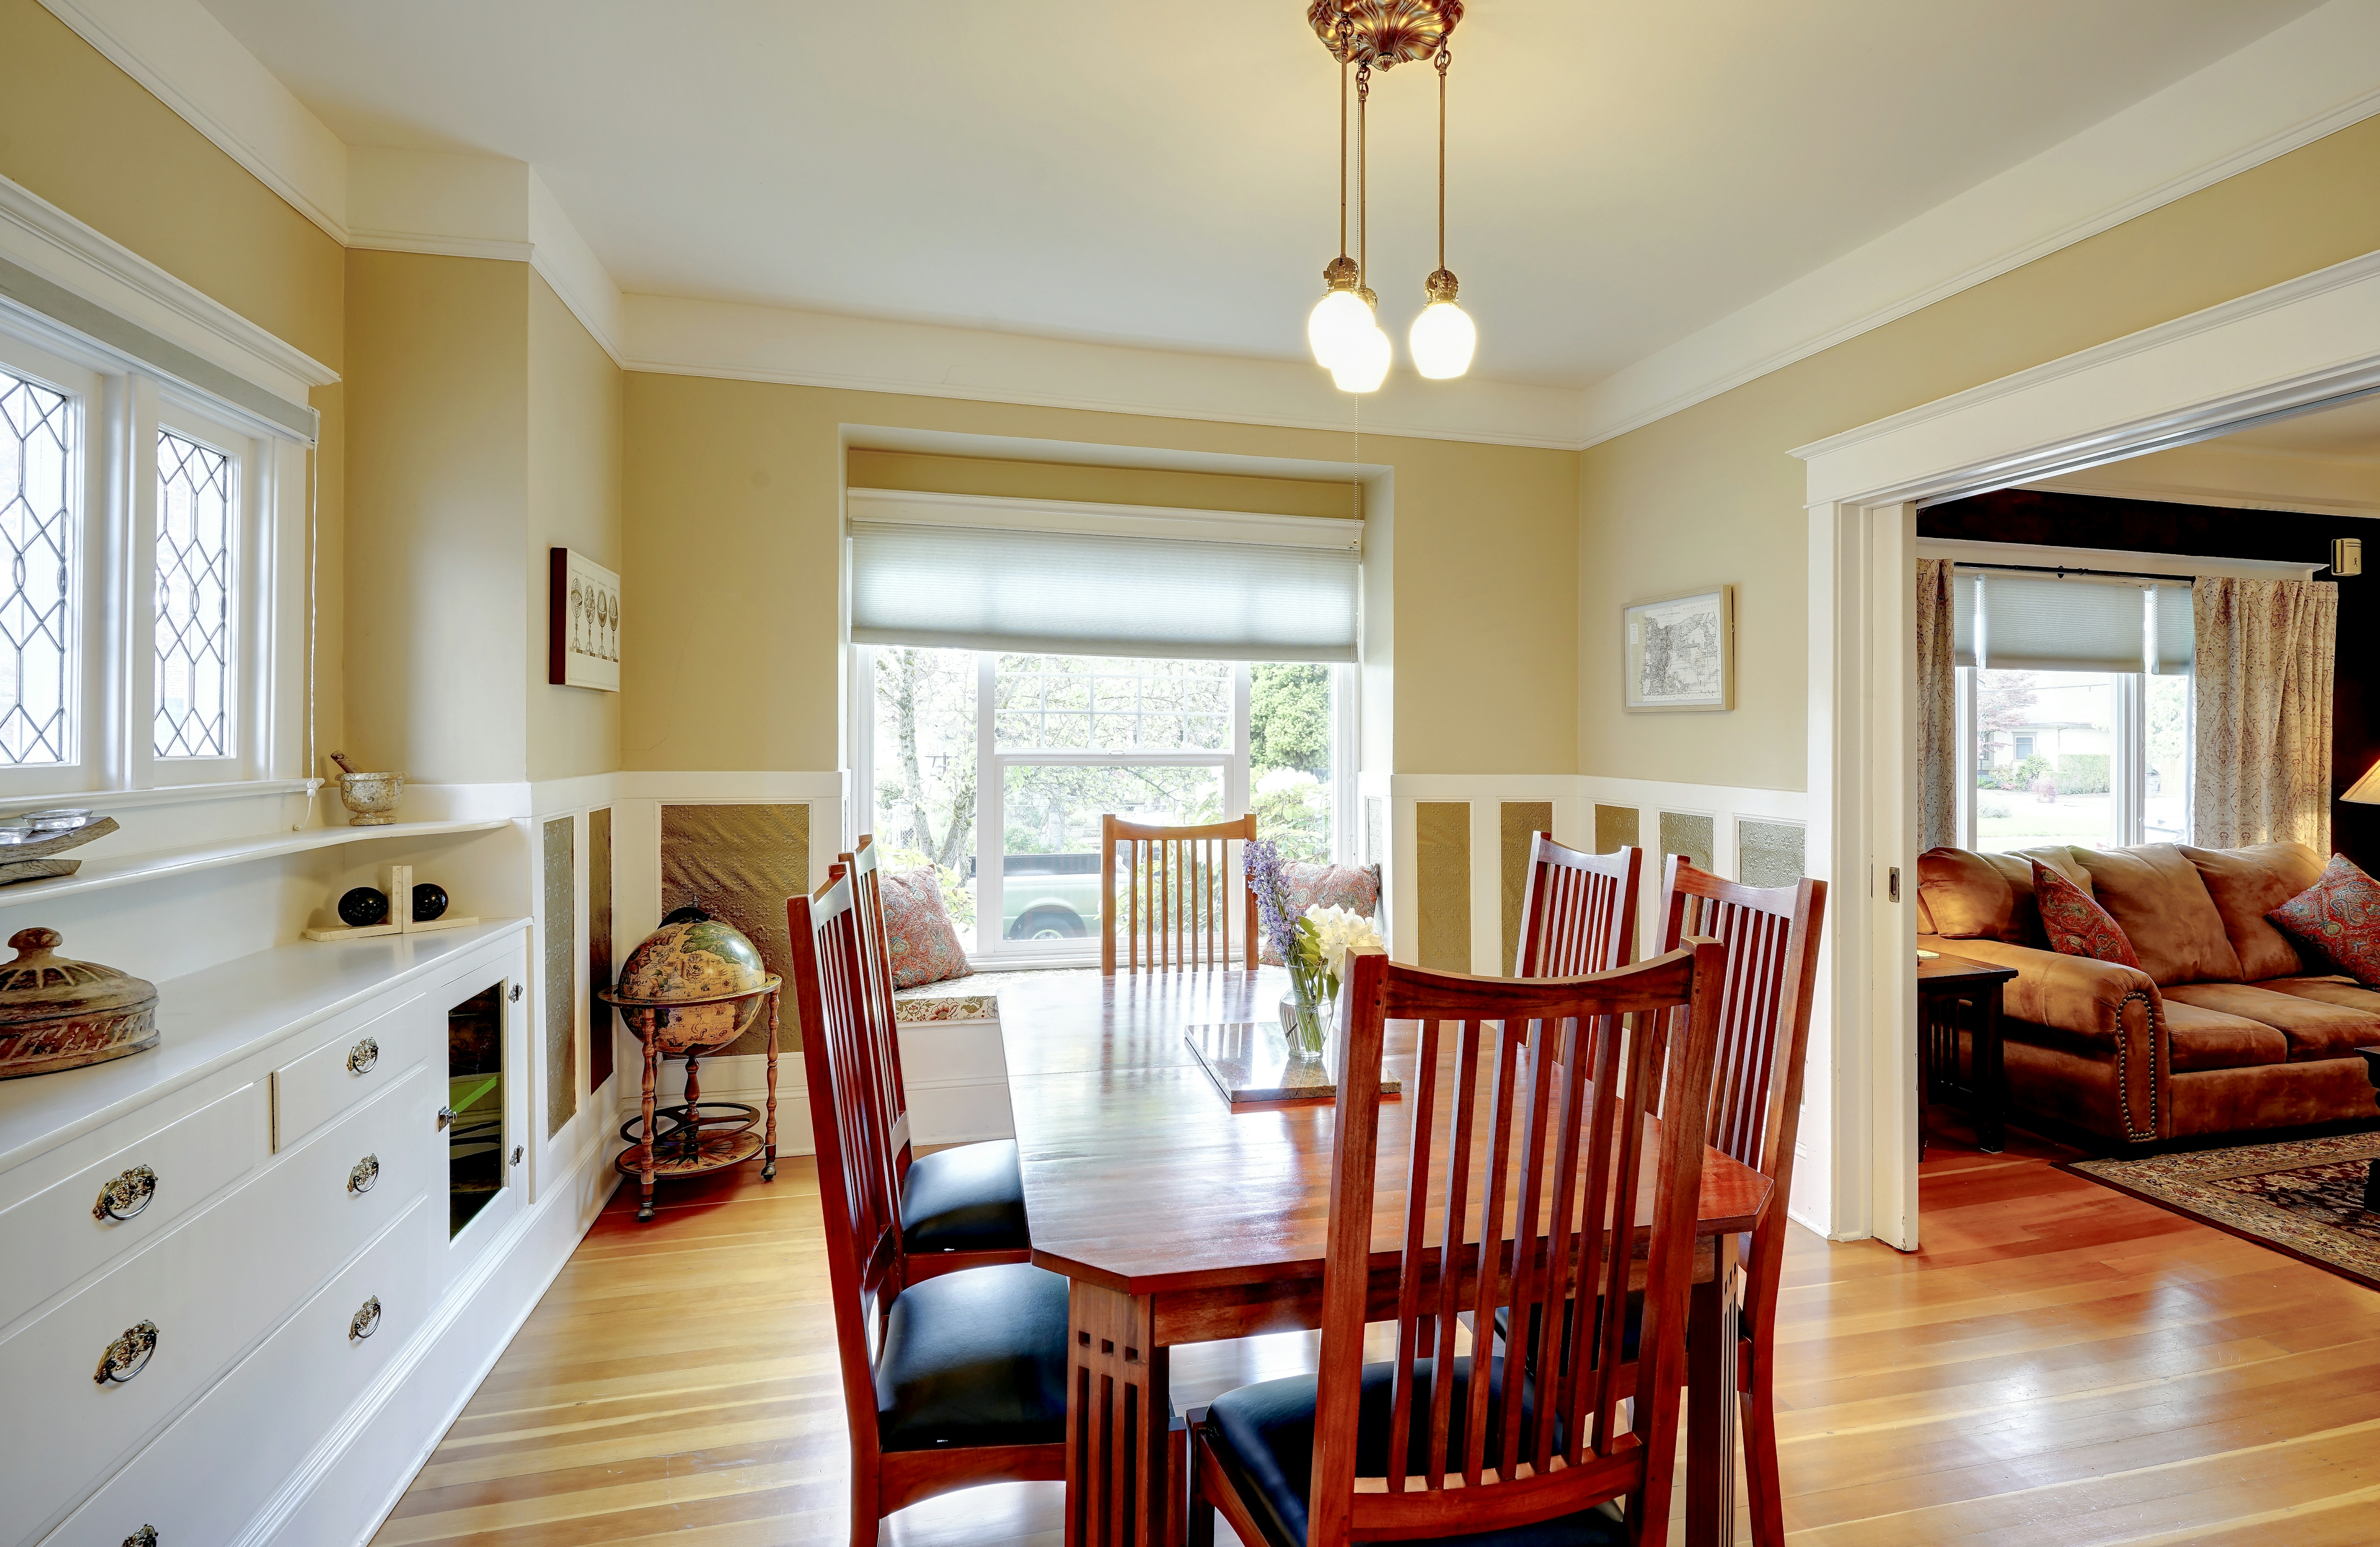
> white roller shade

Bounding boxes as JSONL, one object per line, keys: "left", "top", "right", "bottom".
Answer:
{"left": 848, "top": 488, "right": 1362, "bottom": 661}
{"left": 1957, "top": 568, "right": 2192, "bottom": 674}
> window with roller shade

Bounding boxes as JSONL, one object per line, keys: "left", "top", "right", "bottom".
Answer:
{"left": 1954, "top": 568, "right": 2193, "bottom": 851}
{"left": 847, "top": 490, "right": 1363, "bottom": 962}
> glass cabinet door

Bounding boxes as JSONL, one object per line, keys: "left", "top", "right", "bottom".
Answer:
{"left": 446, "top": 982, "right": 505, "bottom": 1237}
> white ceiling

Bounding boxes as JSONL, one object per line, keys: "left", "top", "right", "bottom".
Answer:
{"left": 196, "top": 0, "right": 2326, "bottom": 389}
{"left": 2218, "top": 392, "right": 2380, "bottom": 458}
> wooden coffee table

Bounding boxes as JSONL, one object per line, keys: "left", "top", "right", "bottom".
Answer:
{"left": 1919, "top": 953, "right": 2020, "bottom": 1155}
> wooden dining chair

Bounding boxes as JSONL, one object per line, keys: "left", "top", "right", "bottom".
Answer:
{"left": 1100, "top": 812, "right": 1259, "bottom": 973}
{"left": 1652, "top": 857, "right": 1826, "bottom": 1547}
{"left": 1514, "top": 832, "right": 1642, "bottom": 976}
{"left": 790, "top": 871, "right": 1069, "bottom": 1546}
{"left": 1191, "top": 941, "right": 1730, "bottom": 1547}
{"left": 842, "top": 837, "right": 1030, "bottom": 1282}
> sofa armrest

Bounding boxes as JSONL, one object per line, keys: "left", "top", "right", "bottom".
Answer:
{"left": 1920, "top": 936, "right": 2167, "bottom": 1142}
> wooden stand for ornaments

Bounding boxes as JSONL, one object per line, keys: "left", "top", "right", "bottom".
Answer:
{"left": 303, "top": 862, "right": 480, "bottom": 941}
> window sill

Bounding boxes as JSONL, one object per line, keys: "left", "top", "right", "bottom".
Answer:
{"left": 0, "top": 778, "right": 317, "bottom": 821}
{"left": 0, "top": 816, "right": 511, "bottom": 910}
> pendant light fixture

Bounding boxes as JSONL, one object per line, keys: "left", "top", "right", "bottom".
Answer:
{"left": 1408, "top": 43, "right": 1474, "bottom": 379}
{"left": 1303, "top": 1, "right": 1471, "bottom": 392}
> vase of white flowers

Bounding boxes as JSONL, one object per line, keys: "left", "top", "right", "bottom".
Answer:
{"left": 1245, "top": 840, "right": 1384, "bottom": 1065}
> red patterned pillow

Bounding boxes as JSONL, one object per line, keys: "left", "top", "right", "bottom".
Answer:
{"left": 879, "top": 868, "right": 971, "bottom": 989}
{"left": 1259, "top": 862, "right": 1382, "bottom": 966}
{"left": 2031, "top": 859, "right": 2141, "bottom": 970}
{"left": 2267, "top": 853, "right": 2380, "bottom": 986}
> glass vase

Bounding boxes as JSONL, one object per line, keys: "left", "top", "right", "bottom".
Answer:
{"left": 1279, "top": 965, "right": 1331, "bottom": 1062}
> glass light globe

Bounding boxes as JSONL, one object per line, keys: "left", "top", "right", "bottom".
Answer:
{"left": 1409, "top": 299, "right": 1476, "bottom": 379}
{"left": 1307, "top": 289, "right": 1373, "bottom": 369}
{"left": 1330, "top": 321, "right": 1391, "bottom": 394}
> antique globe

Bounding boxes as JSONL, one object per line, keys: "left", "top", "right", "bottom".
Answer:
{"left": 612, "top": 914, "right": 772, "bottom": 1053}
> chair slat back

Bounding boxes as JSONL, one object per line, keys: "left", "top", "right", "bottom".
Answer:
{"left": 789, "top": 871, "right": 903, "bottom": 1457}
{"left": 842, "top": 836, "right": 914, "bottom": 1178}
{"left": 1311, "top": 943, "right": 1727, "bottom": 1547}
{"left": 1099, "top": 813, "right": 1258, "bottom": 973}
{"left": 1513, "top": 834, "right": 1641, "bottom": 977}
{"left": 1653, "top": 858, "right": 1826, "bottom": 1177}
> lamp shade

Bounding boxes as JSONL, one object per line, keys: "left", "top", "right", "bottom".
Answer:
{"left": 2342, "top": 760, "right": 2380, "bottom": 804}
{"left": 1409, "top": 299, "right": 1476, "bottom": 379}
{"left": 1307, "top": 289, "right": 1373, "bottom": 369}
{"left": 1330, "top": 322, "right": 1391, "bottom": 393}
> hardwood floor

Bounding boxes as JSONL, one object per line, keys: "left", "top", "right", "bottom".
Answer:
{"left": 374, "top": 1114, "right": 2380, "bottom": 1545}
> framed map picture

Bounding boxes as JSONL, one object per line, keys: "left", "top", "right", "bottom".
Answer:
{"left": 1622, "top": 585, "right": 1734, "bottom": 712}
{"left": 549, "top": 547, "right": 621, "bottom": 692}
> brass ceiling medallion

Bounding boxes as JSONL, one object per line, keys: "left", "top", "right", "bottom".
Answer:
{"left": 1306, "top": 0, "right": 1461, "bottom": 70}
{"left": 1300, "top": 1, "right": 1475, "bottom": 389}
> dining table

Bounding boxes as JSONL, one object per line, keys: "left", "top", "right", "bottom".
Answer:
{"left": 986, "top": 964, "right": 1776, "bottom": 1547}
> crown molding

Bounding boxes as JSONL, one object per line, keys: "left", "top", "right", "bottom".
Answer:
{"left": 0, "top": 171, "right": 337, "bottom": 409}
{"left": 622, "top": 293, "right": 1586, "bottom": 451}
{"left": 1795, "top": 249, "right": 2380, "bottom": 507}
{"left": 1580, "top": 0, "right": 2380, "bottom": 449}
{"left": 36, "top": 0, "right": 349, "bottom": 244}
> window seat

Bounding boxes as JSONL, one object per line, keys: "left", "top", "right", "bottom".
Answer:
{"left": 893, "top": 967, "right": 1105, "bottom": 1023}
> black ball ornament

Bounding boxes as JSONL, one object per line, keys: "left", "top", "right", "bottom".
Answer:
{"left": 337, "top": 886, "right": 389, "bottom": 927}
{"left": 411, "top": 881, "right": 449, "bottom": 922}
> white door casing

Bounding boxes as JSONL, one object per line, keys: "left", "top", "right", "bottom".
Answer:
{"left": 1795, "top": 248, "right": 2380, "bottom": 1249}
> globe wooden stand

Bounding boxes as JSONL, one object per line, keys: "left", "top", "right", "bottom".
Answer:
{"left": 597, "top": 977, "right": 782, "bottom": 1222}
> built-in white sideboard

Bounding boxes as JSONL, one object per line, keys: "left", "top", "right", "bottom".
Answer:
{"left": 0, "top": 919, "right": 583, "bottom": 1547}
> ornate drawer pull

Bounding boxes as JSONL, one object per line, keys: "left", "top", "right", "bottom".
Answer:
{"left": 92, "top": 1164, "right": 157, "bottom": 1222}
{"left": 346, "top": 1036, "right": 380, "bottom": 1075}
{"left": 349, "top": 1295, "right": 382, "bottom": 1341}
{"left": 95, "top": 1321, "right": 157, "bottom": 1385}
{"left": 348, "top": 1154, "right": 380, "bottom": 1195}
{"left": 124, "top": 1529, "right": 158, "bottom": 1547}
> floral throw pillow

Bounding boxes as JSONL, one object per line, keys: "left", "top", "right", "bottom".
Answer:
{"left": 878, "top": 868, "right": 971, "bottom": 989}
{"left": 2267, "top": 852, "right": 2380, "bottom": 986}
{"left": 1259, "top": 862, "right": 1382, "bottom": 966}
{"left": 2030, "top": 859, "right": 2141, "bottom": 970}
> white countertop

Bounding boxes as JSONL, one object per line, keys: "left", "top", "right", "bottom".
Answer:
{"left": 0, "top": 919, "right": 529, "bottom": 1173}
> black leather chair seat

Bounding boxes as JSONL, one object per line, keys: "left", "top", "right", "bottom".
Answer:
{"left": 1201, "top": 1359, "right": 1626, "bottom": 1547}
{"left": 874, "top": 1261, "right": 1069, "bottom": 1452}
{"left": 901, "top": 1139, "right": 1030, "bottom": 1254}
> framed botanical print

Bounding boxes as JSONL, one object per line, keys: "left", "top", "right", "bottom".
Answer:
{"left": 549, "top": 547, "right": 621, "bottom": 692}
{"left": 1622, "top": 584, "right": 1734, "bottom": 712}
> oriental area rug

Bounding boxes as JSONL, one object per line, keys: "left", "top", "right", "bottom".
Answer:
{"left": 2064, "top": 1134, "right": 2380, "bottom": 1292}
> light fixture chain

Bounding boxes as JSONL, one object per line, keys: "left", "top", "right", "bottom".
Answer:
{"left": 1436, "top": 46, "right": 1451, "bottom": 273}
{"left": 1357, "top": 61, "right": 1371, "bottom": 291}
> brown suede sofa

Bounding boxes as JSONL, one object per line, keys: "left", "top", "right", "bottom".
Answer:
{"left": 1918, "top": 840, "right": 2380, "bottom": 1148}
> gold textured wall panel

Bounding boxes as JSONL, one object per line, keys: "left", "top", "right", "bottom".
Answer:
{"left": 661, "top": 803, "right": 809, "bottom": 1052}
{"left": 1739, "top": 818, "right": 1806, "bottom": 888}
{"left": 1659, "top": 810, "right": 1716, "bottom": 873}
{"left": 542, "top": 816, "right": 576, "bottom": 1136}
{"left": 1500, "top": 801, "right": 1554, "bottom": 977}
{"left": 1416, "top": 802, "right": 1471, "bottom": 972}
{"left": 589, "top": 806, "right": 614, "bottom": 1093}
{"left": 1593, "top": 803, "right": 1640, "bottom": 855}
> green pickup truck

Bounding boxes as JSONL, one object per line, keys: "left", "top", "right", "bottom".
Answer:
{"left": 1000, "top": 852, "right": 1102, "bottom": 940}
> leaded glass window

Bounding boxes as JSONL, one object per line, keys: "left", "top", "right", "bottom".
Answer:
{"left": 0, "top": 369, "right": 72, "bottom": 765}
{"left": 154, "top": 429, "right": 232, "bottom": 759}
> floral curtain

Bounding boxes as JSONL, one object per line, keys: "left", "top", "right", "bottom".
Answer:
{"left": 2192, "top": 576, "right": 2337, "bottom": 850}
{"left": 1916, "top": 558, "right": 1959, "bottom": 851}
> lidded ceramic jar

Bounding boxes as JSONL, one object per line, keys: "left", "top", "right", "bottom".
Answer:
{"left": 0, "top": 927, "right": 159, "bottom": 1080}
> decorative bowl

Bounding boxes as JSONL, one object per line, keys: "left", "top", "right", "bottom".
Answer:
{"left": 337, "top": 772, "right": 403, "bottom": 826}
{"left": 0, "top": 927, "right": 159, "bottom": 1080}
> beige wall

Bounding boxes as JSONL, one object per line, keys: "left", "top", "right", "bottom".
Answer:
{"left": 527, "top": 271, "right": 624, "bottom": 782}
{"left": 624, "top": 374, "right": 1577, "bottom": 775}
{"left": 1580, "top": 113, "right": 2380, "bottom": 793}
{"left": 344, "top": 250, "right": 530, "bottom": 782}
{"left": 1, "top": 0, "right": 349, "bottom": 771}
{"left": 846, "top": 449, "right": 1356, "bottom": 519}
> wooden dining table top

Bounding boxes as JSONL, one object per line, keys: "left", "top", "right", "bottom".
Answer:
{"left": 990, "top": 966, "right": 1774, "bottom": 1302}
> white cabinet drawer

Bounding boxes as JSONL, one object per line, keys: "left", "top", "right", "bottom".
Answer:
{"left": 271, "top": 990, "right": 429, "bottom": 1152}
{"left": 0, "top": 1066, "right": 431, "bottom": 1547}
{"left": 0, "top": 1083, "right": 263, "bottom": 1331}
{"left": 47, "top": 1196, "right": 430, "bottom": 1547}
